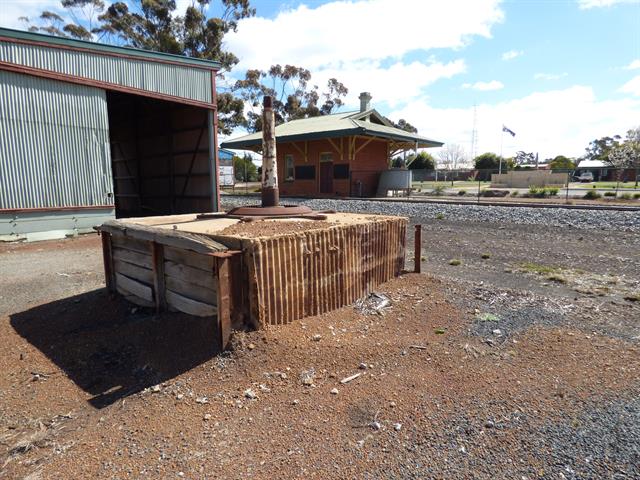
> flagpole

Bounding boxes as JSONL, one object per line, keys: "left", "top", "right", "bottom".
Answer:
{"left": 499, "top": 128, "right": 504, "bottom": 175}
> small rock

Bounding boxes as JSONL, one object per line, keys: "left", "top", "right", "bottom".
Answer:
{"left": 195, "top": 396, "right": 209, "bottom": 404}
{"left": 389, "top": 401, "right": 397, "bottom": 408}
{"left": 393, "top": 423, "right": 402, "bottom": 431}
{"left": 151, "top": 385, "right": 161, "bottom": 393}
{"left": 492, "top": 329, "right": 502, "bottom": 336}
{"left": 300, "top": 369, "right": 315, "bottom": 386}
{"left": 356, "top": 440, "right": 365, "bottom": 447}
{"left": 458, "top": 445, "right": 467, "bottom": 454}
{"left": 247, "top": 343, "right": 256, "bottom": 350}
{"left": 176, "top": 394, "right": 184, "bottom": 400}
{"left": 330, "top": 388, "right": 339, "bottom": 395}
{"left": 203, "top": 413, "right": 212, "bottom": 420}
{"left": 244, "top": 389, "right": 257, "bottom": 399}
{"left": 258, "top": 384, "right": 270, "bottom": 392}
{"left": 279, "top": 372, "right": 287, "bottom": 379}
{"left": 312, "top": 334, "right": 322, "bottom": 342}
{"left": 358, "top": 362, "right": 367, "bottom": 370}
{"left": 484, "top": 420, "right": 495, "bottom": 428}
{"left": 292, "top": 399, "right": 300, "bottom": 405}
{"left": 370, "top": 421, "right": 382, "bottom": 431}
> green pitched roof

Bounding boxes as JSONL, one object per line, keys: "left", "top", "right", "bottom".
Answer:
{"left": 220, "top": 109, "right": 443, "bottom": 150}
{"left": 0, "top": 27, "right": 220, "bottom": 70}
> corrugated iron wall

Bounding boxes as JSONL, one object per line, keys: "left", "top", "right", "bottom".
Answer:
{"left": 0, "top": 70, "right": 113, "bottom": 209}
{"left": 0, "top": 40, "right": 212, "bottom": 104}
{"left": 245, "top": 218, "right": 407, "bottom": 326}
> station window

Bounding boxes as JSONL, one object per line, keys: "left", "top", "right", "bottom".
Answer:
{"left": 285, "top": 154, "right": 294, "bottom": 181}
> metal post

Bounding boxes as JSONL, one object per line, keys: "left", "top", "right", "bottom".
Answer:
{"left": 414, "top": 224, "right": 422, "bottom": 274}
{"left": 261, "top": 96, "right": 279, "bottom": 207}
{"left": 207, "top": 109, "right": 219, "bottom": 212}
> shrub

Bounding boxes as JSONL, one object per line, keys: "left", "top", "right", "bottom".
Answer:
{"left": 432, "top": 184, "right": 447, "bottom": 196}
{"left": 584, "top": 190, "right": 601, "bottom": 200}
{"left": 546, "top": 187, "right": 559, "bottom": 196}
{"left": 510, "top": 191, "right": 519, "bottom": 197}
{"left": 481, "top": 189, "right": 509, "bottom": 197}
{"left": 435, "top": 213, "right": 445, "bottom": 220}
{"left": 528, "top": 186, "right": 546, "bottom": 198}
{"left": 481, "top": 253, "right": 491, "bottom": 259}
{"left": 633, "top": 193, "right": 640, "bottom": 199}
{"left": 604, "top": 191, "right": 616, "bottom": 197}
{"left": 458, "top": 189, "right": 466, "bottom": 196}
{"left": 448, "top": 259, "right": 461, "bottom": 266}
{"left": 620, "top": 193, "right": 632, "bottom": 200}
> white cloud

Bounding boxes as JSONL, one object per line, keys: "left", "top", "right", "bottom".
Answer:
{"left": 501, "top": 49, "right": 523, "bottom": 61}
{"left": 226, "top": 0, "right": 504, "bottom": 71}
{"left": 0, "top": 0, "right": 63, "bottom": 29}
{"left": 577, "top": 0, "right": 635, "bottom": 8}
{"left": 389, "top": 85, "right": 640, "bottom": 159}
{"left": 534, "top": 72, "right": 568, "bottom": 80}
{"left": 623, "top": 59, "right": 640, "bottom": 70}
{"left": 620, "top": 75, "right": 640, "bottom": 96}
{"left": 462, "top": 80, "right": 504, "bottom": 91}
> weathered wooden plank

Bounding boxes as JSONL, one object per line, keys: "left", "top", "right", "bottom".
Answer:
{"left": 216, "top": 256, "right": 231, "bottom": 349}
{"left": 165, "top": 275, "right": 217, "bottom": 304}
{"left": 112, "top": 247, "right": 152, "bottom": 269}
{"left": 101, "top": 232, "right": 115, "bottom": 292}
{"left": 163, "top": 245, "right": 216, "bottom": 272}
{"left": 113, "top": 259, "right": 154, "bottom": 284}
{"left": 164, "top": 260, "right": 216, "bottom": 289}
{"left": 115, "top": 272, "right": 153, "bottom": 302}
{"left": 166, "top": 289, "right": 216, "bottom": 317}
{"left": 110, "top": 234, "right": 151, "bottom": 255}
{"left": 151, "top": 242, "right": 167, "bottom": 312}
{"left": 100, "top": 220, "right": 227, "bottom": 255}
{"left": 116, "top": 285, "right": 155, "bottom": 308}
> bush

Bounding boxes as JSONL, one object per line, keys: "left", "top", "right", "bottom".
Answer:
{"left": 620, "top": 193, "right": 632, "bottom": 200}
{"left": 432, "top": 184, "right": 447, "bottom": 196}
{"left": 604, "top": 191, "right": 617, "bottom": 197}
{"left": 448, "top": 259, "right": 461, "bottom": 266}
{"left": 633, "top": 193, "right": 640, "bottom": 199}
{"left": 435, "top": 213, "right": 445, "bottom": 220}
{"left": 584, "top": 190, "right": 601, "bottom": 200}
{"left": 528, "top": 186, "right": 546, "bottom": 198}
{"left": 458, "top": 189, "right": 466, "bottom": 196}
{"left": 546, "top": 187, "right": 559, "bottom": 196}
{"left": 510, "top": 191, "right": 519, "bottom": 197}
{"left": 480, "top": 189, "right": 509, "bottom": 197}
{"left": 481, "top": 253, "right": 491, "bottom": 259}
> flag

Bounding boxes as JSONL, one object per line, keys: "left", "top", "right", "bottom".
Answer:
{"left": 502, "top": 125, "right": 516, "bottom": 137}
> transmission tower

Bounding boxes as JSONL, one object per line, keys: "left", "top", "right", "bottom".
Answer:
{"left": 470, "top": 104, "right": 478, "bottom": 161}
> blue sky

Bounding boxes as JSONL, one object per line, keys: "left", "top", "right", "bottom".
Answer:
{"left": 2, "top": 0, "right": 639, "bottom": 161}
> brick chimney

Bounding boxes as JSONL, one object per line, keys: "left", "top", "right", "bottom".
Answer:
{"left": 359, "top": 92, "right": 372, "bottom": 112}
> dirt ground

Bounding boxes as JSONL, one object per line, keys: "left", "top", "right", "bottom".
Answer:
{"left": 1, "top": 216, "right": 639, "bottom": 479}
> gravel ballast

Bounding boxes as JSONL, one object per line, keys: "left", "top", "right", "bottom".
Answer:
{"left": 221, "top": 196, "right": 640, "bottom": 232}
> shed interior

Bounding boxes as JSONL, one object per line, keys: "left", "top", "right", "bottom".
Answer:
{"left": 106, "top": 91, "right": 214, "bottom": 218}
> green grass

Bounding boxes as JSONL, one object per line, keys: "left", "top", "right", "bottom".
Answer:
{"left": 448, "top": 259, "right": 462, "bottom": 266}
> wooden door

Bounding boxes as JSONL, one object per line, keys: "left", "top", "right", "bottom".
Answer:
{"left": 320, "top": 162, "right": 333, "bottom": 194}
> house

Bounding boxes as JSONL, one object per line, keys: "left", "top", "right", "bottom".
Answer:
{"left": 221, "top": 92, "right": 443, "bottom": 197}
{"left": 0, "top": 27, "right": 222, "bottom": 242}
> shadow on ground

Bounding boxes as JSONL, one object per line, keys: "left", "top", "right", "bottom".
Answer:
{"left": 10, "top": 289, "right": 220, "bottom": 409}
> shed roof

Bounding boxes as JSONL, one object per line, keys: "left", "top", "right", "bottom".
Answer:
{"left": 0, "top": 27, "right": 219, "bottom": 107}
{"left": 0, "top": 27, "right": 220, "bottom": 69}
{"left": 576, "top": 159, "right": 608, "bottom": 168}
{"left": 220, "top": 109, "right": 443, "bottom": 150}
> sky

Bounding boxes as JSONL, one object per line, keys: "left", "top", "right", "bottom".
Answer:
{"left": 2, "top": 0, "right": 640, "bottom": 161}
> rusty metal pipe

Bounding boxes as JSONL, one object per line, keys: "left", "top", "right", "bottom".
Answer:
{"left": 414, "top": 224, "right": 422, "bottom": 273}
{"left": 261, "top": 95, "right": 279, "bottom": 207}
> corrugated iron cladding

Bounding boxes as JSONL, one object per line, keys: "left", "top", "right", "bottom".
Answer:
{"left": 247, "top": 218, "right": 407, "bottom": 326}
{"left": 0, "top": 41, "right": 212, "bottom": 104}
{"left": 0, "top": 70, "right": 113, "bottom": 209}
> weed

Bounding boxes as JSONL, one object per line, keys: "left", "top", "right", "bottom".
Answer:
{"left": 583, "top": 190, "right": 601, "bottom": 200}
{"left": 633, "top": 193, "right": 640, "bottom": 199}
{"left": 476, "top": 313, "right": 500, "bottom": 322}
{"left": 546, "top": 187, "right": 559, "bottom": 196}
{"left": 546, "top": 274, "right": 567, "bottom": 284}
{"left": 624, "top": 293, "right": 640, "bottom": 302}
{"left": 448, "top": 259, "right": 461, "bottom": 266}
{"left": 435, "top": 213, "right": 445, "bottom": 220}
{"left": 481, "top": 253, "right": 491, "bottom": 259}
{"left": 519, "top": 262, "right": 561, "bottom": 275}
{"left": 432, "top": 184, "right": 447, "bottom": 196}
{"left": 434, "top": 328, "right": 446, "bottom": 335}
{"left": 604, "top": 191, "right": 616, "bottom": 197}
{"left": 458, "top": 189, "right": 466, "bottom": 196}
{"left": 510, "top": 191, "right": 519, "bottom": 197}
{"left": 620, "top": 193, "right": 632, "bottom": 200}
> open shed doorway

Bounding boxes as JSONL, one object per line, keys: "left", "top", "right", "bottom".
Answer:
{"left": 106, "top": 91, "right": 216, "bottom": 218}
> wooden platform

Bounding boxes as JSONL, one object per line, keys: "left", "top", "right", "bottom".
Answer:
{"left": 98, "top": 212, "right": 407, "bottom": 348}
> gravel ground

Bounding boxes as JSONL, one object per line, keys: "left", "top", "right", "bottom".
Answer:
{"left": 221, "top": 195, "right": 640, "bottom": 232}
{"left": 1, "top": 198, "right": 639, "bottom": 479}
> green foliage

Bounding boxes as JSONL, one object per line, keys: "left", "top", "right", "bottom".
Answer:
{"left": 604, "top": 191, "right": 617, "bottom": 197}
{"left": 528, "top": 186, "right": 559, "bottom": 198}
{"left": 474, "top": 152, "right": 503, "bottom": 170}
{"left": 584, "top": 190, "right": 602, "bottom": 200}
{"left": 233, "top": 155, "right": 258, "bottom": 182}
{"left": 481, "top": 253, "right": 491, "bottom": 259}
{"left": 620, "top": 193, "right": 632, "bottom": 199}
{"left": 584, "top": 135, "right": 622, "bottom": 162}
{"left": 407, "top": 151, "right": 436, "bottom": 170}
{"left": 510, "top": 190, "right": 519, "bottom": 197}
{"left": 448, "top": 259, "right": 461, "bottom": 266}
{"left": 388, "top": 118, "right": 418, "bottom": 133}
{"left": 519, "top": 262, "right": 562, "bottom": 275}
{"left": 546, "top": 187, "right": 559, "bottom": 196}
{"left": 549, "top": 155, "right": 576, "bottom": 170}
{"left": 458, "top": 189, "right": 466, "bottom": 196}
{"left": 432, "top": 184, "right": 447, "bottom": 196}
{"left": 633, "top": 193, "right": 640, "bottom": 199}
{"left": 435, "top": 213, "right": 445, "bottom": 220}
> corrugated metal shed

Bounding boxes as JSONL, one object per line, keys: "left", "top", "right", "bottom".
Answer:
{"left": 0, "top": 27, "right": 218, "bottom": 106}
{"left": 0, "top": 69, "right": 112, "bottom": 210}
